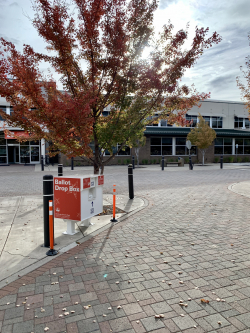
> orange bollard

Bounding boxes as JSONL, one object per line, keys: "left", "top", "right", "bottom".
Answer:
{"left": 110, "top": 185, "right": 118, "bottom": 222}
{"left": 46, "top": 200, "right": 58, "bottom": 256}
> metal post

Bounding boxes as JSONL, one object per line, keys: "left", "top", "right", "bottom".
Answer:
{"left": 58, "top": 164, "right": 63, "bottom": 176}
{"left": 110, "top": 185, "right": 118, "bottom": 222}
{"left": 46, "top": 200, "right": 58, "bottom": 256}
{"left": 43, "top": 175, "right": 53, "bottom": 247}
{"left": 220, "top": 155, "right": 223, "bottom": 169}
{"left": 128, "top": 164, "right": 134, "bottom": 199}
{"left": 41, "top": 155, "right": 44, "bottom": 171}
{"left": 161, "top": 156, "right": 164, "bottom": 171}
{"left": 71, "top": 157, "right": 74, "bottom": 170}
{"left": 132, "top": 156, "right": 135, "bottom": 169}
{"left": 189, "top": 155, "right": 193, "bottom": 170}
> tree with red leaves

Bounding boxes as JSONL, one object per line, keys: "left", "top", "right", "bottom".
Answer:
{"left": 0, "top": 0, "right": 221, "bottom": 174}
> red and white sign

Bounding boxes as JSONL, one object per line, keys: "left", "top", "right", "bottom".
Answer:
{"left": 83, "top": 178, "right": 90, "bottom": 189}
{"left": 98, "top": 175, "right": 104, "bottom": 185}
{"left": 54, "top": 177, "right": 81, "bottom": 221}
{"left": 5, "top": 131, "right": 30, "bottom": 140}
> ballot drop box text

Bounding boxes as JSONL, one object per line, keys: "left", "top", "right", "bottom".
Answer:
{"left": 54, "top": 175, "right": 104, "bottom": 235}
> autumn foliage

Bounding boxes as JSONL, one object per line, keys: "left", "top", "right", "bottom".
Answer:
{"left": 0, "top": 0, "right": 221, "bottom": 173}
{"left": 187, "top": 114, "right": 216, "bottom": 165}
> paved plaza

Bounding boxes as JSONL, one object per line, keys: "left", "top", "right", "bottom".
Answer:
{"left": 1, "top": 164, "right": 250, "bottom": 332}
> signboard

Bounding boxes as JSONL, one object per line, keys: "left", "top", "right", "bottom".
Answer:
{"left": 186, "top": 140, "right": 192, "bottom": 150}
{"left": 83, "top": 178, "right": 90, "bottom": 189}
{"left": 5, "top": 131, "right": 30, "bottom": 140}
{"left": 98, "top": 175, "right": 104, "bottom": 185}
{"left": 54, "top": 177, "right": 81, "bottom": 221}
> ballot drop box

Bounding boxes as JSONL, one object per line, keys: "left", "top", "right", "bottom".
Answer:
{"left": 54, "top": 175, "right": 104, "bottom": 235}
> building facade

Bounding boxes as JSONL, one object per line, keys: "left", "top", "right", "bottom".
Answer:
{"left": 0, "top": 97, "right": 45, "bottom": 165}
{"left": 1, "top": 97, "right": 250, "bottom": 165}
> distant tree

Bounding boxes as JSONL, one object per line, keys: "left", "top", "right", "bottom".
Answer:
{"left": 237, "top": 33, "right": 250, "bottom": 115}
{"left": 0, "top": 0, "right": 221, "bottom": 174}
{"left": 187, "top": 114, "right": 216, "bottom": 165}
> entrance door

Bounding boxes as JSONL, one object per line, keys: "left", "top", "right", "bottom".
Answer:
{"left": 8, "top": 145, "right": 20, "bottom": 163}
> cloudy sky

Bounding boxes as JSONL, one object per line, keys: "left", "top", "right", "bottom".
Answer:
{"left": 0, "top": 0, "right": 249, "bottom": 102}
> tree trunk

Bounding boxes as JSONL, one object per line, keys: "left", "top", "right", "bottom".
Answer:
{"left": 202, "top": 150, "right": 205, "bottom": 165}
{"left": 135, "top": 148, "right": 140, "bottom": 167}
{"left": 94, "top": 131, "right": 100, "bottom": 174}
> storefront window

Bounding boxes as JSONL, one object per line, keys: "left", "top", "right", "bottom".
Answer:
{"left": 176, "top": 138, "right": 197, "bottom": 155}
{"left": 151, "top": 137, "right": 172, "bottom": 155}
{"left": 215, "top": 138, "right": 232, "bottom": 154}
{"left": 20, "top": 146, "right": 30, "bottom": 163}
{"left": 31, "top": 147, "right": 39, "bottom": 161}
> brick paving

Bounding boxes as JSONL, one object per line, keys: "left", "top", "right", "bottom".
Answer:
{"left": 1, "top": 166, "right": 250, "bottom": 332}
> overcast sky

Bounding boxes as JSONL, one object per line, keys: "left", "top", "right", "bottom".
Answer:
{"left": 0, "top": 0, "right": 249, "bottom": 102}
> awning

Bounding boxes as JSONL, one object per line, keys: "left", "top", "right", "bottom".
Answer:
{"left": 234, "top": 114, "right": 249, "bottom": 118}
{"left": 5, "top": 131, "right": 30, "bottom": 140}
{"left": 186, "top": 112, "right": 226, "bottom": 117}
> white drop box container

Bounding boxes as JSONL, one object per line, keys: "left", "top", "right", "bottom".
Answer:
{"left": 54, "top": 175, "right": 104, "bottom": 235}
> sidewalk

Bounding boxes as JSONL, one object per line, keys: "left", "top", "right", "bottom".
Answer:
{"left": 0, "top": 195, "right": 146, "bottom": 286}
{"left": 1, "top": 166, "right": 250, "bottom": 333}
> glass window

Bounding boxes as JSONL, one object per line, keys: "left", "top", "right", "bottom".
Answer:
{"left": 117, "top": 145, "right": 130, "bottom": 155}
{"left": 176, "top": 138, "right": 186, "bottom": 145}
{"left": 151, "top": 146, "right": 161, "bottom": 155}
{"left": 151, "top": 138, "right": 161, "bottom": 145}
{"left": 162, "top": 146, "right": 172, "bottom": 155}
{"left": 30, "top": 140, "right": 39, "bottom": 145}
{"left": 215, "top": 138, "right": 233, "bottom": 155}
{"left": 215, "top": 138, "right": 223, "bottom": 146}
{"left": 245, "top": 119, "right": 250, "bottom": 128}
{"left": 0, "top": 138, "right": 6, "bottom": 145}
{"left": 162, "top": 138, "right": 172, "bottom": 145}
{"left": 203, "top": 116, "right": 210, "bottom": 125}
{"left": 176, "top": 146, "right": 186, "bottom": 155}
{"left": 235, "top": 139, "right": 243, "bottom": 145}
{"left": 244, "top": 139, "right": 250, "bottom": 145}
{"left": 0, "top": 106, "right": 6, "bottom": 121}
{"left": 212, "top": 117, "right": 223, "bottom": 128}
{"left": 0, "top": 147, "right": 7, "bottom": 156}
{"left": 0, "top": 157, "right": 7, "bottom": 163}
{"left": 244, "top": 146, "right": 250, "bottom": 154}
{"left": 10, "top": 107, "right": 14, "bottom": 117}
{"left": 31, "top": 147, "right": 39, "bottom": 161}
{"left": 20, "top": 146, "right": 30, "bottom": 163}
{"left": 186, "top": 115, "right": 197, "bottom": 127}
{"left": 215, "top": 146, "right": 223, "bottom": 154}
{"left": 224, "top": 138, "right": 232, "bottom": 145}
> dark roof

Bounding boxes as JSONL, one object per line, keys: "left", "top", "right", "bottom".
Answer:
{"left": 144, "top": 127, "right": 250, "bottom": 137}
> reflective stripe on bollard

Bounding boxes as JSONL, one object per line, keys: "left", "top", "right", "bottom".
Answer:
{"left": 110, "top": 185, "right": 118, "bottom": 222}
{"left": 46, "top": 200, "right": 58, "bottom": 256}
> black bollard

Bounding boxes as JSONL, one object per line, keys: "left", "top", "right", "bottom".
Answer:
{"left": 161, "top": 156, "right": 164, "bottom": 171}
{"left": 41, "top": 155, "right": 44, "bottom": 171}
{"left": 189, "top": 155, "right": 193, "bottom": 170}
{"left": 132, "top": 156, "right": 135, "bottom": 169}
{"left": 71, "top": 157, "right": 74, "bottom": 170}
{"left": 220, "top": 155, "right": 223, "bottom": 169}
{"left": 128, "top": 164, "right": 134, "bottom": 199}
{"left": 58, "top": 164, "right": 63, "bottom": 176}
{"left": 43, "top": 175, "right": 53, "bottom": 247}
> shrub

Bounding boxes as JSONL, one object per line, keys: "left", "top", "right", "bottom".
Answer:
{"left": 169, "top": 158, "right": 174, "bottom": 162}
{"left": 153, "top": 159, "right": 156, "bottom": 164}
{"left": 158, "top": 159, "right": 161, "bottom": 164}
{"left": 118, "top": 159, "right": 121, "bottom": 164}
{"left": 243, "top": 156, "right": 250, "bottom": 162}
{"left": 145, "top": 159, "right": 148, "bottom": 164}
{"left": 229, "top": 156, "right": 234, "bottom": 163}
{"left": 237, "top": 156, "right": 241, "bottom": 163}
{"left": 214, "top": 157, "right": 219, "bottom": 163}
